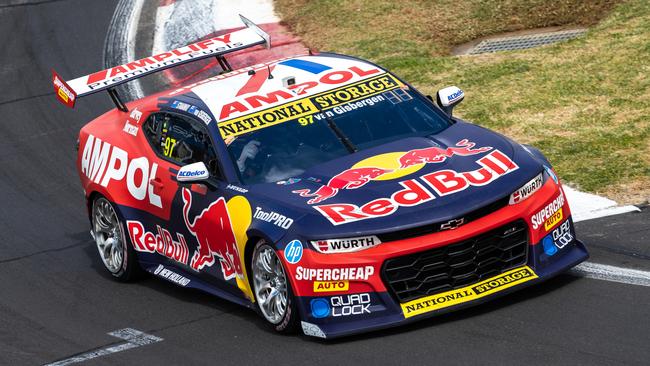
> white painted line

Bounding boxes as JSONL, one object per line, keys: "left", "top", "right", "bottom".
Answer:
{"left": 44, "top": 328, "right": 163, "bottom": 366}
{"left": 571, "top": 262, "right": 650, "bottom": 287}
{"left": 572, "top": 205, "right": 640, "bottom": 222}
{"left": 153, "top": 0, "right": 218, "bottom": 54}
{"left": 212, "top": 0, "right": 280, "bottom": 29}
{"left": 564, "top": 186, "right": 640, "bottom": 222}
{"left": 152, "top": 1, "right": 176, "bottom": 55}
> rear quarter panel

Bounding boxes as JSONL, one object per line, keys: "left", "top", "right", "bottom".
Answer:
{"left": 77, "top": 99, "right": 179, "bottom": 221}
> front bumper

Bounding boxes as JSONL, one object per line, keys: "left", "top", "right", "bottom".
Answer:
{"left": 301, "top": 238, "right": 588, "bottom": 339}
{"left": 285, "top": 180, "right": 589, "bottom": 339}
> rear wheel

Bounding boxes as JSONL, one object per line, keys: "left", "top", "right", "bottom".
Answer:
{"left": 252, "top": 240, "right": 298, "bottom": 333}
{"left": 92, "top": 197, "right": 139, "bottom": 281}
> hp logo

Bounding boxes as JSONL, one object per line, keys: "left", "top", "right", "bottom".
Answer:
{"left": 284, "top": 240, "right": 303, "bottom": 264}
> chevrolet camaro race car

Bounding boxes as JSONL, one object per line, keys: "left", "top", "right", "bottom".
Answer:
{"left": 53, "top": 16, "right": 588, "bottom": 339}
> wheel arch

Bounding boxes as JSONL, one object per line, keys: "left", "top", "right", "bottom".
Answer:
{"left": 242, "top": 227, "right": 293, "bottom": 301}
{"left": 243, "top": 229, "right": 275, "bottom": 295}
{"left": 85, "top": 190, "right": 120, "bottom": 223}
{"left": 86, "top": 190, "right": 135, "bottom": 255}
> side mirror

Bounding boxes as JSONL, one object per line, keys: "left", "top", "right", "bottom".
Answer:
{"left": 177, "top": 162, "right": 215, "bottom": 188}
{"left": 436, "top": 86, "right": 464, "bottom": 117}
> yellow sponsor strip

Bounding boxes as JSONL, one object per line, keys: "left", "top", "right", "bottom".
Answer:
{"left": 313, "top": 280, "right": 350, "bottom": 292}
{"left": 218, "top": 98, "right": 318, "bottom": 139}
{"left": 308, "top": 72, "right": 401, "bottom": 104}
{"left": 217, "top": 73, "right": 403, "bottom": 139}
{"left": 400, "top": 266, "right": 538, "bottom": 319}
{"left": 544, "top": 208, "right": 563, "bottom": 231}
{"left": 310, "top": 73, "right": 402, "bottom": 109}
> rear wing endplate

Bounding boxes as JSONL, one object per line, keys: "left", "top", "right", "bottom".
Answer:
{"left": 52, "top": 15, "right": 270, "bottom": 110}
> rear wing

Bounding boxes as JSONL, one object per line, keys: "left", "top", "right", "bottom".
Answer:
{"left": 52, "top": 15, "right": 270, "bottom": 110}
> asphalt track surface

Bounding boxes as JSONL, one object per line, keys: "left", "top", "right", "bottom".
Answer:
{"left": 0, "top": 1, "right": 648, "bottom": 365}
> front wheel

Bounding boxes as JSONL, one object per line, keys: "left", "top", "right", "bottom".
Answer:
{"left": 251, "top": 240, "right": 298, "bottom": 333}
{"left": 91, "top": 196, "right": 140, "bottom": 281}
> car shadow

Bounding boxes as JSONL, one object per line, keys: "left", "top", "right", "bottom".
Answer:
{"left": 81, "top": 238, "right": 244, "bottom": 315}
{"left": 318, "top": 273, "right": 582, "bottom": 344}
{"left": 80, "top": 234, "right": 582, "bottom": 343}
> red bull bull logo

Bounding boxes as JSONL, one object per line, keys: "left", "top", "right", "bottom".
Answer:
{"left": 292, "top": 139, "right": 492, "bottom": 204}
{"left": 314, "top": 150, "right": 519, "bottom": 225}
{"left": 182, "top": 188, "right": 243, "bottom": 280}
{"left": 293, "top": 167, "right": 392, "bottom": 204}
{"left": 398, "top": 139, "right": 492, "bottom": 168}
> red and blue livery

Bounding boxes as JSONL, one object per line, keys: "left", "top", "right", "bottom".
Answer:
{"left": 52, "top": 16, "right": 588, "bottom": 339}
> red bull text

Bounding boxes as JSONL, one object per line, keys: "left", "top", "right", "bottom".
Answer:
{"left": 127, "top": 221, "right": 190, "bottom": 266}
{"left": 293, "top": 139, "right": 492, "bottom": 205}
{"left": 314, "top": 150, "right": 519, "bottom": 225}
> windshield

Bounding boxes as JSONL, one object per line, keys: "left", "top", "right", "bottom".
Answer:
{"left": 225, "top": 78, "right": 450, "bottom": 184}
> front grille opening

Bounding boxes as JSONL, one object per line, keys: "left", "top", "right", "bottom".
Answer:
{"left": 382, "top": 220, "right": 528, "bottom": 303}
{"left": 377, "top": 196, "right": 510, "bottom": 242}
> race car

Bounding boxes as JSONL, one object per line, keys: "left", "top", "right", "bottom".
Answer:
{"left": 53, "top": 16, "right": 588, "bottom": 339}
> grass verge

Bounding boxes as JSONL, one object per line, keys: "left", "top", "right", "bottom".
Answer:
{"left": 275, "top": 0, "right": 649, "bottom": 204}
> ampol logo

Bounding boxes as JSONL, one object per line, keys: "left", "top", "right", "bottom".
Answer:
{"left": 80, "top": 134, "right": 163, "bottom": 208}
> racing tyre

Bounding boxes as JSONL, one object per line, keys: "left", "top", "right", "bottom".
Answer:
{"left": 252, "top": 240, "right": 299, "bottom": 333}
{"left": 91, "top": 197, "right": 140, "bottom": 282}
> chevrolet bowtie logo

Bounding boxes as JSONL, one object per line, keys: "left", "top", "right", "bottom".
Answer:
{"left": 440, "top": 218, "right": 465, "bottom": 230}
